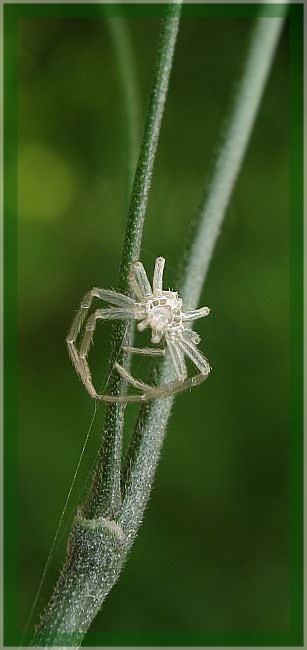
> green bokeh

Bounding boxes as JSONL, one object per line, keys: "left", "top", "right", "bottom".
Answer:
{"left": 17, "top": 10, "right": 292, "bottom": 642}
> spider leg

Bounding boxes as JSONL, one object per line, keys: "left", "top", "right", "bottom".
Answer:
{"left": 66, "top": 288, "right": 100, "bottom": 380}
{"left": 102, "top": 371, "right": 208, "bottom": 402}
{"left": 66, "top": 288, "right": 136, "bottom": 366}
{"left": 100, "top": 325, "right": 208, "bottom": 404}
{"left": 94, "top": 392, "right": 147, "bottom": 403}
{"left": 152, "top": 256, "right": 165, "bottom": 294}
{"left": 94, "top": 354, "right": 210, "bottom": 403}
{"left": 67, "top": 306, "right": 137, "bottom": 399}
{"left": 178, "top": 335, "right": 211, "bottom": 376}
{"left": 122, "top": 345, "right": 166, "bottom": 356}
{"left": 98, "top": 364, "right": 207, "bottom": 402}
{"left": 95, "top": 372, "right": 207, "bottom": 402}
{"left": 94, "top": 288, "right": 136, "bottom": 308}
{"left": 183, "top": 306, "right": 210, "bottom": 322}
{"left": 66, "top": 289, "right": 96, "bottom": 354}
{"left": 113, "top": 334, "right": 209, "bottom": 402}
{"left": 181, "top": 327, "right": 201, "bottom": 345}
{"left": 140, "top": 371, "right": 208, "bottom": 400}
{"left": 113, "top": 362, "right": 153, "bottom": 391}
{"left": 129, "top": 261, "right": 152, "bottom": 301}
{"left": 165, "top": 335, "right": 187, "bottom": 381}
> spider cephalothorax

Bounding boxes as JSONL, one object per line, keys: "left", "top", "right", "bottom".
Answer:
{"left": 136, "top": 293, "right": 183, "bottom": 342}
{"left": 67, "top": 257, "right": 211, "bottom": 402}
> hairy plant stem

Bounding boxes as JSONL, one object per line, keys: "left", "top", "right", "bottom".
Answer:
{"left": 82, "top": 1, "right": 181, "bottom": 522}
{"left": 182, "top": 14, "right": 287, "bottom": 310}
{"left": 32, "top": 10, "right": 285, "bottom": 648}
{"left": 120, "top": 12, "right": 286, "bottom": 546}
{"left": 33, "top": 5, "right": 182, "bottom": 646}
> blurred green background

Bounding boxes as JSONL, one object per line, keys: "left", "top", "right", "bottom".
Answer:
{"left": 17, "top": 11, "right": 289, "bottom": 641}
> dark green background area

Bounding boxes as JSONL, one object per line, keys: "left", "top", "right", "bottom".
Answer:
{"left": 5, "top": 2, "right": 302, "bottom": 646}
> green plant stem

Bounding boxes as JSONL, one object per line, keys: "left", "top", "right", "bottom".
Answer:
{"left": 82, "top": 1, "right": 181, "bottom": 522}
{"left": 182, "top": 14, "right": 287, "bottom": 309}
{"left": 32, "top": 11, "right": 285, "bottom": 648}
{"left": 120, "top": 13, "right": 286, "bottom": 546}
{"left": 32, "top": 6, "right": 182, "bottom": 646}
{"left": 118, "top": 5, "right": 182, "bottom": 292}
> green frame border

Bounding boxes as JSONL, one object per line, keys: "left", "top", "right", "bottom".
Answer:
{"left": 4, "top": 2, "right": 303, "bottom": 647}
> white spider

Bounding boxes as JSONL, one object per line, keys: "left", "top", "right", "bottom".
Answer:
{"left": 66, "top": 257, "right": 211, "bottom": 402}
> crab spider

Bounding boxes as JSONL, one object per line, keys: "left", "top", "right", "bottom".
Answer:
{"left": 66, "top": 257, "right": 211, "bottom": 402}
